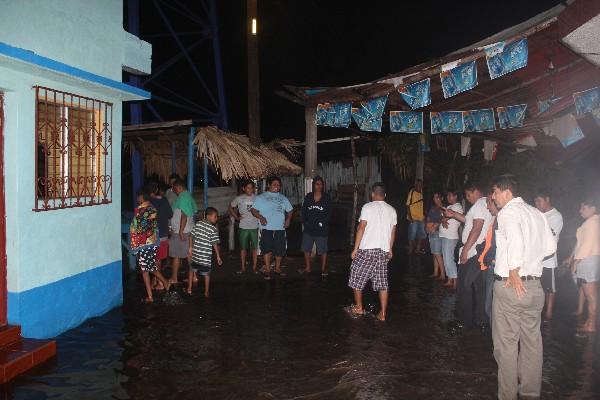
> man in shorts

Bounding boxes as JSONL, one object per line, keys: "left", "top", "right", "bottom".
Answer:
{"left": 169, "top": 179, "right": 198, "bottom": 284}
{"left": 347, "top": 183, "right": 397, "bottom": 321}
{"left": 251, "top": 176, "right": 293, "bottom": 280}
{"left": 229, "top": 180, "right": 259, "bottom": 274}
{"left": 534, "top": 190, "right": 563, "bottom": 320}
{"left": 300, "top": 176, "right": 332, "bottom": 275}
{"left": 406, "top": 179, "right": 425, "bottom": 255}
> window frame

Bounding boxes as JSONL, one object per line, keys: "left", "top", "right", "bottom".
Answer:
{"left": 34, "top": 86, "right": 113, "bottom": 211}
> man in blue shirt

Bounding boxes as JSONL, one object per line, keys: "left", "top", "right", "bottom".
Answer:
{"left": 251, "top": 176, "right": 293, "bottom": 280}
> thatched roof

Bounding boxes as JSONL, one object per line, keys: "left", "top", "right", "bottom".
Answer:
{"left": 194, "top": 126, "right": 302, "bottom": 181}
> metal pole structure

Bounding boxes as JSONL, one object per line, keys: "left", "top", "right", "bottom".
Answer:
{"left": 246, "top": 0, "right": 260, "bottom": 144}
{"left": 187, "top": 127, "right": 195, "bottom": 193}
{"left": 208, "top": 0, "right": 229, "bottom": 130}
{"left": 128, "top": 0, "right": 143, "bottom": 208}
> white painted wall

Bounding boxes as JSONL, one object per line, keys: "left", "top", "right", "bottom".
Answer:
{"left": 0, "top": 67, "right": 123, "bottom": 293}
{"left": 0, "top": 0, "right": 151, "bottom": 78}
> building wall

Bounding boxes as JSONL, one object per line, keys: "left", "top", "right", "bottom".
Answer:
{"left": 0, "top": 0, "right": 150, "bottom": 338}
{"left": 0, "top": 0, "right": 151, "bottom": 78}
{"left": 0, "top": 68, "right": 124, "bottom": 338}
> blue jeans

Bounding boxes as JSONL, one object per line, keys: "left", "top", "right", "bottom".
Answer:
{"left": 408, "top": 220, "right": 426, "bottom": 241}
{"left": 429, "top": 232, "right": 442, "bottom": 255}
{"left": 441, "top": 238, "right": 459, "bottom": 278}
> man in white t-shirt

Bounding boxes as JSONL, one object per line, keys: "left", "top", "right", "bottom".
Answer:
{"left": 534, "top": 190, "right": 563, "bottom": 320}
{"left": 346, "top": 183, "right": 397, "bottom": 321}
{"left": 444, "top": 181, "right": 492, "bottom": 328}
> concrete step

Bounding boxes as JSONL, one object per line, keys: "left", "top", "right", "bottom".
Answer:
{"left": 0, "top": 337, "right": 56, "bottom": 383}
{"left": 0, "top": 325, "right": 20, "bottom": 348}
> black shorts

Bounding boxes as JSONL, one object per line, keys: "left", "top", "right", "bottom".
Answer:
{"left": 260, "top": 229, "right": 287, "bottom": 257}
{"left": 541, "top": 267, "right": 556, "bottom": 294}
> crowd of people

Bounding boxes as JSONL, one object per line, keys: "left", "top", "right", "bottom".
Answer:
{"left": 127, "top": 170, "right": 599, "bottom": 399}
{"left": 401, "top": 174, "right": 600, "bottom": 399}
{"left": 128, "top": 174, "right": 333, "bottom": 299}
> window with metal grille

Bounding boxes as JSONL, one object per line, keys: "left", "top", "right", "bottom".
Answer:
{"left": 34, "top": 87, "right": 113, "bottom": 211}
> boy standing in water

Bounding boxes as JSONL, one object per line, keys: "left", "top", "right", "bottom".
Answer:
{"left": 188, "top": 207, "right": 223, "bottom": 297}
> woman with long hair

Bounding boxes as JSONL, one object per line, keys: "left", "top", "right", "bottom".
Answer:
{"left": 426, "top": 191, "right": 445, "bottom": 281}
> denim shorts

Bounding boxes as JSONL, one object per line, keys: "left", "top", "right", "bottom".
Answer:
{"left": 429, "top": 232, "right": 442, "bottom": 255}
{"left": 408, "top": 220, "right": 426, "bottom": 241}
{"left": 301, "top": 232, "right": 328, "bottom": 255}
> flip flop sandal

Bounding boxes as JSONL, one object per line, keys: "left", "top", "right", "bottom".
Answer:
{"left": 344, "top": 305, "right": 365, "bottom": 319}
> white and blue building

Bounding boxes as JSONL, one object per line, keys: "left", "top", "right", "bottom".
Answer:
{"left": 0, "top": 0, "right": 151, "bottom": 338}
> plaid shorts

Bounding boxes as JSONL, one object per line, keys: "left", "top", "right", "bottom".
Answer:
{"left": 348, "top": 248, "right": 390, "bottom": 291}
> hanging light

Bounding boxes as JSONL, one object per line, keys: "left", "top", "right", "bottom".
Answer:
{"left": 251, "top": 18, "right": 257, "bottom": 35}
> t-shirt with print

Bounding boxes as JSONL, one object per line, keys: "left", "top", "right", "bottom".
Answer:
{"left": 542, "top": 208, "right": 563, "bottom": 269}
{"left": 252, "top": 191, "right": 293, "bottom": 231}
{"left": 191, "top": 220, "right": 220, "bottom": 266}
{"left": 358, "top": 201, "right": 397, "bottom": 253}
{"left": 461, "top": 197, "right": 493, "bottom": 259}
{"left": 231, "top": 194, "right": 259, "bottom": 230}
{"left": 439, "top": 203, "right": 463, "bottom": 239}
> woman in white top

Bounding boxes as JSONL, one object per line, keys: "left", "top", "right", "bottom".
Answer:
{"left": 565, "top": 195, "right": 600, "bottom": 333}
{"left": 439, "top": 189, "right": 463, "bottom": 289}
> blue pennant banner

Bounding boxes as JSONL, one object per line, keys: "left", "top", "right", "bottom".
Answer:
{"left": 430, "top": 111, "right": 465, "bottom": 134}
{"left": 537, "top": 96, "right": 563, "bottom": 116}
{"left": 351, "top": 107, "right": 382, "bottom": 132}
{"left": 398, "top": 78, "right": 431, "bottom": 109}
{"left": 440, "top": 60, "right": 478, "bottom": 99}
{"left": 351, "top": 96, "right": 387, "bottom": 132}
{"left": 497, "top": 104, "right": 527, "bottom": 129}
{"left": 573, "top": 87, "right": 600, "bottom": 116}
{"left": 360, "top": 95, "right": 388, "bottom": 119}
{"left": 315, "top": 102, "right": 352, "bottom": 127}
{"left": 463, "top": 108, "right": 495, "bottom": 132}
{"left": 390, "top": 111, "right": 423, "bottom": 133}
{"left": 316, "top": 103, "right": 334, "bottom": 126}
{"left": 485, "top": 39, "right": 528, "bottom": 80}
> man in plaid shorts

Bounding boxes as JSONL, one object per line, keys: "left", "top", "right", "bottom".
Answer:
{"left": 347, "top": 182, "right": 397, "bottom": 321}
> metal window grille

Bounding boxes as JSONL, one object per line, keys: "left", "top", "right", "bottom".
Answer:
{"left": 34, "top": 86, "right": 113, "bottom": 211}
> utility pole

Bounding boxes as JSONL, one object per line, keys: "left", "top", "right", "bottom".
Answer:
{"left": 247, "top": 0, "right": 261, "bottom": 145}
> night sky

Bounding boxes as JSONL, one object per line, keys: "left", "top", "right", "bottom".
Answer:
{"left": 133, "top": 0, "right": 564, "bottom": 140}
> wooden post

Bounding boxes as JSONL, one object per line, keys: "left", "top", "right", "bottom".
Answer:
{"left": 304, "top": 107, "right": 317, "bottom": 193}
{"left": 350, "top": 136, "right": 358, "bottom": 247}
{"left": 416, "top": 135, "right": 424, "bottom": 181}
{"left": 247, "top": 0, "right": 261, "bottom": 145}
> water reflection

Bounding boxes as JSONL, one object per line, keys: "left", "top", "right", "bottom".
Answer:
{"left": 3, "top": 254, "right": 599, "bottom": 399}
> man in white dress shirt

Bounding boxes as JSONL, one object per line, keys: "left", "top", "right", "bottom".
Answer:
{"left": 491, "top": 175, "right": 556, "bottom": 400}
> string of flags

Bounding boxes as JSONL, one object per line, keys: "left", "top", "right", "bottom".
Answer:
{"left": 313, "top": 36, "right": 599, "bottom": 150}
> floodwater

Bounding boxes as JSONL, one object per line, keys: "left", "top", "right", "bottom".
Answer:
{"left": 3, "top": 253, "right": 599, "bottom": 399}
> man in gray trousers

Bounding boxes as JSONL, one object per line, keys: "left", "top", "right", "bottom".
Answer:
{"left": 490, "top": 175, "right": 556, "bottom": 400}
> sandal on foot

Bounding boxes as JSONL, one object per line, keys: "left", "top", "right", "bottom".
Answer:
{"left": 344, "top": 305, "right": 365, "bottom": 319}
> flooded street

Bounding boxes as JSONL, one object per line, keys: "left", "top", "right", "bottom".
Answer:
{"left": 3, "top": 253, "right": 600, "bottom": 399}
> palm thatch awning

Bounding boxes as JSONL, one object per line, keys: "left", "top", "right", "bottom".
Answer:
{"left": 123, "top": 120, "right": 302, "bottom": 182}
{"left": 194, "top": 126, "right": 302, "bottom": 181}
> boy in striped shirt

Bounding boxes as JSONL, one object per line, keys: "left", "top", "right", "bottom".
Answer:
{"left": 187, "top": 207, "right": 223, "bottom": 297}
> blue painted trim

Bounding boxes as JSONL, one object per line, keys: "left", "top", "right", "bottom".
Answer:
{"left": 0, "top": 41, "right": 151, "bottom": 99}
{"left": 7, "top": 261, "right": 123, "bottom": 339}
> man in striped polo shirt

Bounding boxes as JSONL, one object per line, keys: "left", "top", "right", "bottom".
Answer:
{"left": 187, "top": 207, "right": 223, "bottom": 298}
